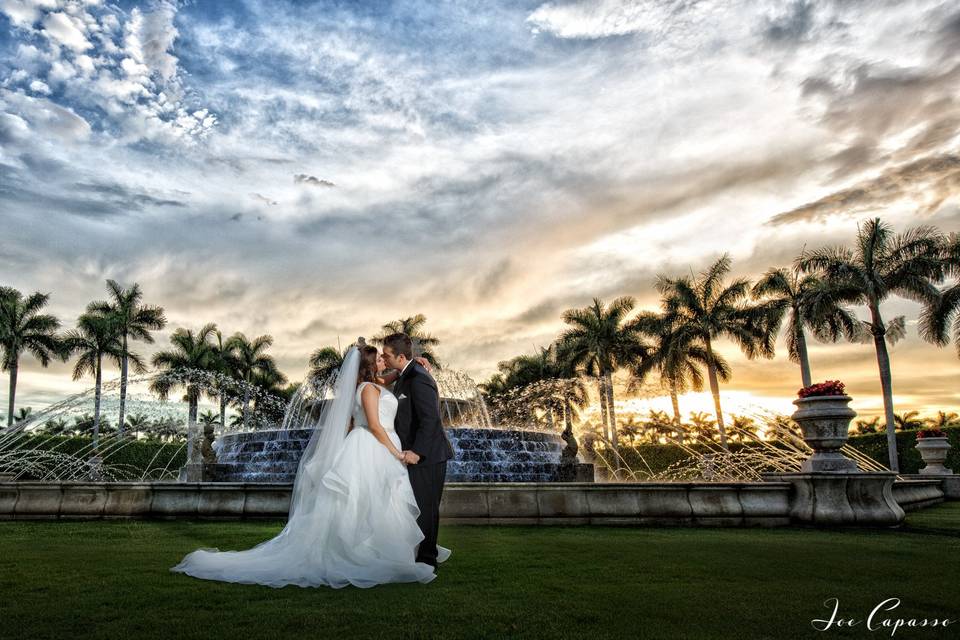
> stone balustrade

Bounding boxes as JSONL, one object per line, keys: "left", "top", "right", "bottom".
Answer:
{"left": 0, "top": 476, "right": 950, "bottom": 525}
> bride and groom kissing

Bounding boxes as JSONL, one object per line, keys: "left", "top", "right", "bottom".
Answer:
{"left": 171, "top": 332, "right": 455, "bottom": 588}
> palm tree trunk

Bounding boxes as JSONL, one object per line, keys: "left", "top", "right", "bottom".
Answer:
{"left": 93, "top": 354, "right": 102, "bottom": 453}
{"left": 870, "top": 304, "right": 900, "bottom": 472}
{"left": 669, "top": 380, "right": 681, "bottom": 424}
{"left": 118, "top": 335, "right": 128, "bottom": 437}
{"left": 796, "top": 326, "right": 813, "bottom": 388}
{"left": 604, "top": 371, "right": 618, "bottom": 449}
{"left": 7, "top": 359, "right": 17, "bottom": 427}
{"left": 704, "top": 337, "right": 729, "bottom": 450}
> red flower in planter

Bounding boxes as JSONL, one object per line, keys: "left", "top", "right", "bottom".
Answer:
{"left": 917, "top": 428, "right": 947, "bottom": 439}
{"left": 797, "top": 380, "right": 846, "bottom": 398}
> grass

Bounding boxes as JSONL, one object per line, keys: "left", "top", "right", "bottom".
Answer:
{"left": 2, "top": 504, "right": 960, "bottom": 640}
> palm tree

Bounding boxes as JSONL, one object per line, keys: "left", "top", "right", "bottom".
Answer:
{"left": 308, "top": 346, "right": 347, "bottom": 383}
{"left": 0, "top": 287, "right": 65, "bottom": 426}
{"left": 13, "top": 406, "right": 32, "bottom": 423}
{"left": 631, "top": 311, "right": 730, "bottom": 424}
{"left": 798, "top": 218, "right": 947, "bottom": 471}
{"left": 63, "top": 312, "right": 126, "bottom": 453}
{"left": 373, "top": 314, "right": 442, "bottom": 368}
{"left": 225, "top": 332, "right": 281, "bottom": 429}
{"left": 199, "top": 410, "right": 220, "bottom": 428}
{"left": 751, "top": 268, "right": 861, "bottom": 388}
{"left": 87, "top": 280, "right": 166, "bottom": 437}
{"left": 730, "top": 415, "right": 759, "bottom": 443}
{"left": 656, "top": 255, "right": 778, "bottom": 448}
{"left": 926, "top": 411, "right": 960, "bottom": 429}
{"left": 558, "top": 297, "right": 652, "bottom": 449}
{"left": 894, "top": 410, "right": 925, "bottom": 431}
{"left": 689, "top": 412, "right": 718, "bottom": 444}
{"left": 855, "top": 417, "right": 881, "bottom": 434}
{"left": 921, "top": 232, "right": 960, "bottom": 358}
{"left": 151, "top": 324, "right": 218, "bottom": 465}
{"left": 124, "top": 413, "right": 151, "bottom": 439}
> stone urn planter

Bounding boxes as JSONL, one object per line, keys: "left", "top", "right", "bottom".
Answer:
{"left": 792, "top": 382, "right": 858, "bottom": 473}
{"left": 916, "top": 431, "right": 953, "bottom": 475}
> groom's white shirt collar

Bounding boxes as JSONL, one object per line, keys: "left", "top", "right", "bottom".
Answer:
{"left": 399, "top": 359, "right": 413, "bottom": 377}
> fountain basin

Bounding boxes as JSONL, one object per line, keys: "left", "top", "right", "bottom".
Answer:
{"left": 209, "top": 427, "right": 593, "bottom": 483}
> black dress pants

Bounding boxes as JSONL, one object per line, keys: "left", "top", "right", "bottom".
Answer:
{"left": 407, "top": 461, "right": 446, "bottom": 567}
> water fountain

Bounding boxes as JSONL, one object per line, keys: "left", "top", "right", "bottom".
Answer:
{"left": 1, "top": 369, "right": 951, "bottom": 526}
{"left": 209, "top": 369, "right": 594, "bottom": 483}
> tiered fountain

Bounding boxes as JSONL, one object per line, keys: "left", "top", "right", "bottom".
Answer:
{"left": 208, "top": 370, "right": 594, "bottom": 483}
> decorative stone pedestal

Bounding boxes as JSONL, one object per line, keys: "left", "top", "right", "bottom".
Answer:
{"left": 791, "top": 394, "right": 858, "bottom": 473}
{"left": 916, "top": 437, "right": 953, "bottom": 476}
{"left": 762, "top": 472, "right": 904, "bottom": 527}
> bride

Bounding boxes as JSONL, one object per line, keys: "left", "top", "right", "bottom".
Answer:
{"left": 170, "top": 341, "right": 450, "bottom": 588}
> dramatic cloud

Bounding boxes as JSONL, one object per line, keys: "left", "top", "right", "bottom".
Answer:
{"left": 770, "top": 154, "right": 960, "bottom": 224}
{"left": 2, "top": 0, "right": 960, "bottom": 414}
{"left": 294, "top": 174, "right": 336, "bottom": 188}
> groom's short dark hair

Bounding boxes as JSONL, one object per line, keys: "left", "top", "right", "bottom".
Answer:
{"left": 383, "top": 333, "right": 413, "bottom": 359}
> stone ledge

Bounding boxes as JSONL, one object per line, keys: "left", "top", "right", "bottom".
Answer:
{"left": 0, "top": 478, "right": 949, "bottom": 525}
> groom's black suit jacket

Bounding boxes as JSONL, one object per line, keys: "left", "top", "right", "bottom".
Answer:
{"left": 394, "top": 362, "right": 454, "bottom": 465}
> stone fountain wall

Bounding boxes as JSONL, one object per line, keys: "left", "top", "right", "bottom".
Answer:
{"left": 207, "top": 426, "right": 594, "bottom": 483}
{"left": 0, "top": 476, "right": 951, "bottom": 523}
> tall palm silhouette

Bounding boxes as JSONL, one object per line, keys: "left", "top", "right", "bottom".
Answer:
{"left": 151, "top": 324, "right": 218, "bottom": 466}
{"left": 225, "top": 332, "right": 281, "bottom": 429}
{"left": 630, "top": 310, "right": 729, "bottom": 424}
{"left": 798, "top": 218, "right": 946, "bottom": 471}
{"left": 0, "top": 287, "right": 65, "bottom": 426}
{"left": 374, "top": 314, "right": 441, "bottom": 369}
{"left": 558, "top": 297, "right": 652, "bottom": 449}
{"left": 87, "top": 280, "right": 166, "bottom": 436}
{"left": 751, "top": 267, "right": 861, "bottom": 388}
{"left": 656, "top": 255, "right": 777, "bottom": 449}
{"left": 63, "top": 312, "right": 129, "bottom": 453}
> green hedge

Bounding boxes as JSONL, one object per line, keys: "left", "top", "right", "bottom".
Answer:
{"left": 600, "top": 426, "right": 960, "bottom": 477}
{"left": 844, "top": 425, "right": 960, "bottom": 474}
{"left": 8, "top": 435, "right": 187, "bottom": 480}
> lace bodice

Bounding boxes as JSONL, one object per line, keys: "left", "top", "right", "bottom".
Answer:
{"left": 353, "top": 382, "right": 398, "bottom": 433}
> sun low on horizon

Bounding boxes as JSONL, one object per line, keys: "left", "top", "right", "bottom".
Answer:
{"left": 2, "top": 0, "right": 960, "bottom": 423}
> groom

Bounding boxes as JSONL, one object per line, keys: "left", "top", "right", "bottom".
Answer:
{"left": 381, "top": 332, "right": 454, "bottom": 568}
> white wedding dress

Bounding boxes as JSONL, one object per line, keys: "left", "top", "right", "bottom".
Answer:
{"left": 170, "top": 347, "right": 450, "bottom": 588}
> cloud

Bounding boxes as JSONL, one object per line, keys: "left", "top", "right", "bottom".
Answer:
{"left": 41, "top": 11, "right": 93, "bottom": 53}
{"left": 1, "top": 90, "right": 91, "bottom": 140}
{"left": 294, "top": 174, "right": 336, "bottom": 188}
{"left": 0, "top": 0, "right": 56, "bottom": 29}
{"left": 525, "top": 0, "right": 704, "bottom": 40}
{"left": 769, "top": 154, "right": 960, "bottom": 224}
{"left": 763, "top": 0, "right": 815, "bottom": 44}
{"left": 27, "top": 79, "right": 50, "bottom": 94}
{"left": 250, "top": 193, "right": 277, "bottom": 205}
{"left": 73, "top": 181, "right": 189, "bottom": 209}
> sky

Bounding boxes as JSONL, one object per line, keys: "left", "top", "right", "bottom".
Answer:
{"left": 1, "top": 0, "right": 960, "bottom": 420}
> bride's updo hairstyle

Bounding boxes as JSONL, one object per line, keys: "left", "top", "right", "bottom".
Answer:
{"left": 357, "top": 345, "right": 380, "bottom": 385}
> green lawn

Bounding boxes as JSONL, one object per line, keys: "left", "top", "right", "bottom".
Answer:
{"left": 2, "top": 504, "right": 959, "bottom": 640}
